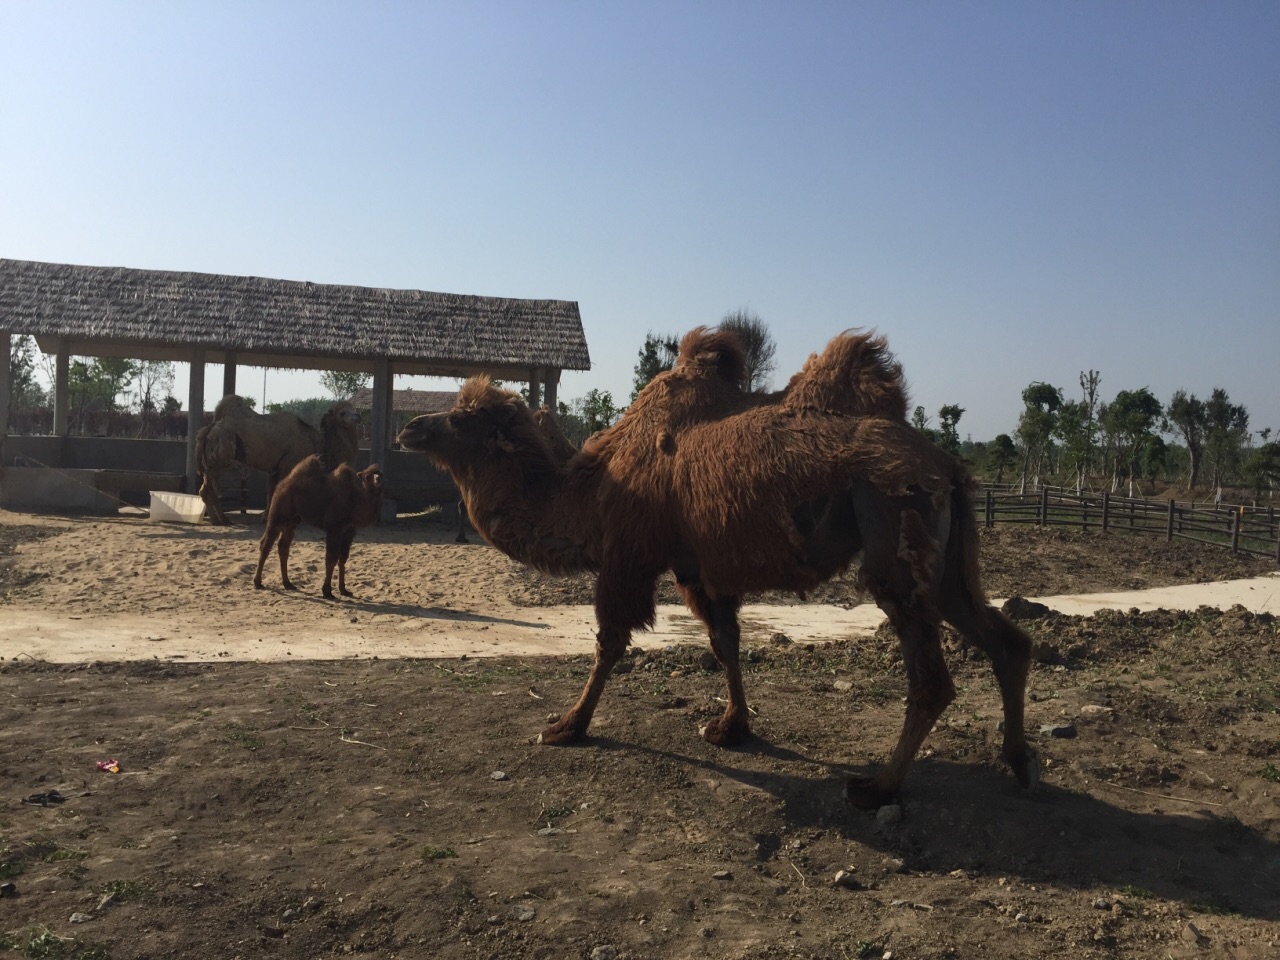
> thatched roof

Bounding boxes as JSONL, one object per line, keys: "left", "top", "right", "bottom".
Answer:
{"left": 0, "top": 258, "right": 590, "bottom": 377}
{"left": 348, "top": 387, "right": 457, "bottom": 415}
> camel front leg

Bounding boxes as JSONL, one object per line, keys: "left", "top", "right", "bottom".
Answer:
{"left": 846, "top": 601, "right": 954, "bottom": 809}
{"left": 680, "top": 586, "right": 751, "bottom": 747}
{"left": 538, "top": 625, "right": 630, "bottom": 744}
{"left": 199, "top": 474, "right": 229, "bottom": 525}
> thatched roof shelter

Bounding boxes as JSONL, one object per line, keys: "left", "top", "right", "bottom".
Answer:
{"left": 0, "top": 258, "right": 589, "bottom": 378}
{"left": 0, "top": 258, "right": 587, "bottom": 491}
{"left": 348, "top": 387, "right": 457, "bottom": 416}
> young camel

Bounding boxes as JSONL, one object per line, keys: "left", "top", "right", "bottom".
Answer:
{"left": 253, "top": 455, "right": 385, "bottom": 600}
{"left": 397, "top": 328, "right": 1036, "bottom": 808}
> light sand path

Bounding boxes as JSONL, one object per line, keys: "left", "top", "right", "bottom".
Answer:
{"left": 2, "top": 573, "right": 1275, "bottom": 663}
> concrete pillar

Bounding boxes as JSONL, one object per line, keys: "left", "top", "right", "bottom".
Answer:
{"left": 186, "top": 348, "right": 205, "bottom": 493}
{"left": 528, "top": 367, "right": 541, "bottom": 407}
{"left": 53, "top": 340, "right": 69, "bottom": 437}
{"left": 370, "top": 358, "right": 391, "bottom": 466}
{"left": 544, "top": 367, "right": 560, "bottom": 414}
{"left": 0, "top": 331, "right": 11, "bottom": 440}
{"left": 222, "top": 349, "right": 237, "bottom": 398}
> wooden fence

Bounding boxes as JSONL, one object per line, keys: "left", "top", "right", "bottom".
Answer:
{"left": 978, "top": 486, "right": 1280, "bottom": 565}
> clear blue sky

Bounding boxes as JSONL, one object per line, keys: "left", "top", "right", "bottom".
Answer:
{"left": 2, "top": 2, "right": 1277, "bottom": 440}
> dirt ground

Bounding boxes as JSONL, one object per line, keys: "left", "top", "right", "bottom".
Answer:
{"left": 0, "top": 508, "right": 1277, "bottom": 959}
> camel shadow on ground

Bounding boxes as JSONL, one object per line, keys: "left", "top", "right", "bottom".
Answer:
{"left": 248, "top": 588, "right": 550, "bottom": 629}
{"left": 585, "top": 734, "right": 1280, "bottom": 922}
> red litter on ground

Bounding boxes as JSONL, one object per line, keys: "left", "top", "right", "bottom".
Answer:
{"left": 96, "top": 759, "right": 120, "bottom": 773}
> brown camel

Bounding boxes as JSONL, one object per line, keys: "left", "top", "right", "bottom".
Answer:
{"left": 253, "top": 455, "right": 385, "bottom": 600}
{"left": 197, "top": 397, "right": 362, "bottom": 524}
{"left": 396, "top": 328, "right": 1036, "bottom": 808}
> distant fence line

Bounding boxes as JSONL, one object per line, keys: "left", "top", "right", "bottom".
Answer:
{"left": 977, "top": 485, "right": 1280, "bottom": 565}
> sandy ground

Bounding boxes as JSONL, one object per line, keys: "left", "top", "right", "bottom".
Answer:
{"left": 3, "top": 577, "right": 1278, "bottom": 664}
{"left": 2, "top": 507, "right": 1279, "bottom": 960}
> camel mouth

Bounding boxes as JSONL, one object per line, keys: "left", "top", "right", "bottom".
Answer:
{"left": 395, "top": 418, "right": 438, "bottom": 453}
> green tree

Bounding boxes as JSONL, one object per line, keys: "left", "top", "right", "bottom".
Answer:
{"left": 719, "top": 308, "right": 777, "bottom": 392}
{"left": 937, "top": 404, "right": 965, "bottom": 456}
{"left": 133, "top": 360, "right": 176, "bottom": 437}
{"left": 986, "top": 434, "right": 1018, "bottom": 485}
{"left": 7, "top": 335, "right": 45, "bottom": 414}
{"left": 1099, "top": 387, "right": 1163, "bottom": 496}
{"left": 321, "top": 370, "right": 371, "bottom": 400}
{"left": 1016, "top": 382, "right": 1062, "bottom": 490}
{"left": 1204, "top": 388, "right": 1248, "bottom": 496}
{"left": 631, "top": 332, "right": 680, "bottom": 402}
{"left": 1242, "top": 441, "right": 1280, "bottom": 498}
{"left": 558, "top": 389, "right": 620, "bottom": 447}
{"left": 1166, "top": 390, "right": 1206, "bottom": 490}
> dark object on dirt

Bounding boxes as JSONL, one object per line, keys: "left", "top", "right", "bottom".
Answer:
{"left": 1002, "top": 596, "right": 1056, "bottom": 621}
{"left": 397, "top": 327, "right": 1037, "bottom": 809}
{"left": 0, "top": 882, "right": 16, "bottom": 898}
{"left": 23, "top": 789, "right": 65, "bottom": 806}
{"left": 1039, "top": 723, "right": 1078, "bottom": 739}
{"left": 197, "top": 396, "right": 362, "bottom": 525}
{"left": 254, "top": 456, "right": 385, "bottom": 600}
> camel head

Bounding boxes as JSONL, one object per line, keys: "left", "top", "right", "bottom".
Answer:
{"left": 325, "top": 400, "right": 362, "bottom": 428}
{"left": 397, "top": 377, "right": 562, "bottom": 483}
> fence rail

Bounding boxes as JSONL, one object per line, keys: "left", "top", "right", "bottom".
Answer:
{"left": 979, "top": 486, "right": 1280, "bottom": 565}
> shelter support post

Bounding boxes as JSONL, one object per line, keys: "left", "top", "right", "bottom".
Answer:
{"left": 528, "top": 367, "right": 541, "bottom": 408}
{"left": 222, "top": 350, "right": 237, "bottom": 398}
{"left": 53, "top": 340, "right": 69, "bottom": 437}
{"left": 186, "top": 348, "right": 205, "bottom": 494}
{"left": 370, "top": 358, "right": 391, "bottom": 467}
{"left": 543, "top": 367, "right": 560, "bottom": 413}
{"left": 0, "top": 331, "right": 11, "bottom": 447}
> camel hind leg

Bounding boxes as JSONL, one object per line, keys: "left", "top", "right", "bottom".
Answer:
{"left": 199, "top": 472, "right": 229, "bottom": 525}
{"left": 848, "top": 482, "right": 956, "bottom": 808}
{"left": 939, "top": 484, "right": 1037, "bottom": 791}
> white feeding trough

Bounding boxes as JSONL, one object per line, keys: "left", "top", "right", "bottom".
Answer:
{"left": 149, "top": 490, "right": 205, "bottom": 524}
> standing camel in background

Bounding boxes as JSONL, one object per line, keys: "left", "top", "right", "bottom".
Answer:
{"left": 397, "top": 328, "right": 1036, "bottom": 808}
{"left": 253, "top": 455, "right": 385, "bottom": 600}
{"left": 196, "top": 397, "right": 361, "bottom": 524}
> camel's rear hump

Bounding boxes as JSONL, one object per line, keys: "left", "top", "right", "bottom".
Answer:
{"left": 782, "top": 330, "right": 908, "bottom": 420}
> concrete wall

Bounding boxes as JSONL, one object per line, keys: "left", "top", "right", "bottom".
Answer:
{"left": 1, "top": 436, "right": 458, "bottom": 514}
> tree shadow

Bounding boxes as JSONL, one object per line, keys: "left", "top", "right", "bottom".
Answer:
{"left": 588, "top": 734, "right": 1280, "bottom": 921}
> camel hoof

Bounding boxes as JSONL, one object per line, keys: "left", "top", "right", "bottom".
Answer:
{"left": 253, "top": 581, "right": 263, "bottom": 590}
{"left": 1010, "top": 748, "right": 1041, "bottom": 793}
{"left": 537, "top": 723, "right": 585, "bottom": 745}
{"left": 844, "top": 775, "right": 897, "bottom": 810}
{"left": 339, "top": 588, "right": 353, "bottom": 598}
{"left": 699, "top": 717, "right": 750, "bottom": 748}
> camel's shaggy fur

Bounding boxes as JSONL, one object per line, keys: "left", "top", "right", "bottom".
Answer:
{"left": 253, "top": 455, "right": 384, "bottom": 600}
{"left": 196, "top": 396, "right": 361, "bottom": 524}
{"left": 397, "top": 327, "right": 1036, "bottom": 807}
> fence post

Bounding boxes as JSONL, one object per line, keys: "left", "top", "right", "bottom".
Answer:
{"left": 985, "top": 490, "right": 993, "bottom": 528}
{"left": 1101, "top": 491, "right": 1110, "bottom": 534}
{"left": 1166, "top": 498, "right": 1175, "bottom": 542}
{"left": 1231, "top": 507, "right": 1242, "bottom": 554}
{"left": 1040, "top": 487, "right": 1049, "bottom": 527}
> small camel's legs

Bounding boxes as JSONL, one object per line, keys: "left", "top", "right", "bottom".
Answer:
{"left": 539, "top": 625, "right": 630, "bottom": 744}
{"left": 680, "top": 586, "right": 752, "bottom": 747}
{"left": 846, "top": 599, "right": 955, "bottom": 809}
{"left": 275, "top": 526, "right": 298, "bottom": 590}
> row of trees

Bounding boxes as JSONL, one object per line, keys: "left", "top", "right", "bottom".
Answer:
{"left": 7, "top": 329, "right": 1275, "bottom": 498}
{"left": 972, "top": 374, "right": 1276, "bottom": 498}
{"left": 6, "top": 336, "right": 185, "bottom": 437}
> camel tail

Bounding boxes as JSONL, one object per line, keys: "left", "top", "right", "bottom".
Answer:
{"left": 782, "top": 330, "right": 908, "bottom": 420}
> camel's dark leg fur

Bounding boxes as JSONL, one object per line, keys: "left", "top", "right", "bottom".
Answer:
{"left": 538, "top": 624, "right": 630, "bottom": 745}
{"left": 680, "top": 587, "right": 752, "bottom": 747}
{"left": 276, "top": 525, "right": 298, "bottom": 590}
{"left": 540, "top": 563, "right": 660, "bottom": 745}
{"left": 847, "top": 595, "right": 955, "bottom": 809}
